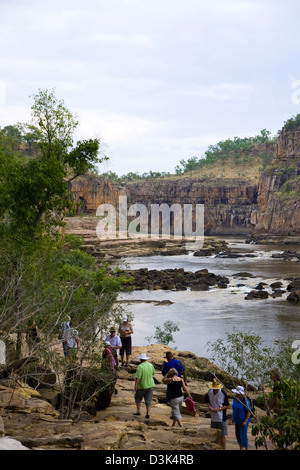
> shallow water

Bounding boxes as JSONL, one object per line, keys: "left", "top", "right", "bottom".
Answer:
{"left": 116, "top": 238, "right": 300, "bottom": 358}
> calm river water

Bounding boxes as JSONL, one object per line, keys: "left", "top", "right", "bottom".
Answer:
{"left": 117, "top": 238, "right": 300, "bottom": 358}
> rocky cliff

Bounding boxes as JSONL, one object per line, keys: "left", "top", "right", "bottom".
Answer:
{"left": 251, "top": 123, "right": 300, "bottom": 236}
{"left": 68, "top": 124, "right": 300, "bottom": 237}
{"left": 69, "top": 176, "right": 258, "bottom": 236}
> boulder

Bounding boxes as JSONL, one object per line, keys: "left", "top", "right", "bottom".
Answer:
{"left": 287, "top": 290, "right": 300, "bottom": 302}
{"left": 245, "top": 290, "right": 269, "bottom": 300}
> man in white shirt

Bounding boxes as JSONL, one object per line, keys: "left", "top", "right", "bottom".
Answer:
{"left": 64, "top": 322, "right": 79, "bottom": 359}
{"left": 205, "top": 378, "right": 230, "bottom": 450}
{"left": 105, "top": 327, "right": 122, "bottom": 366}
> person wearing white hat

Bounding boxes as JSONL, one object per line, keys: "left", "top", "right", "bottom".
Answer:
{"left": 134, "top": 353, "right": 155, "bottom": 419}
{"left": 118, "top": 315, "right": 134, "bottom": 367}
{"left": 231, "top": 385, "right": 252, "bottom": 450}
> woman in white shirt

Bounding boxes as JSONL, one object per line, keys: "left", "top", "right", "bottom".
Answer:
{"left": 118, "top": 316, "right": 134, "bottom": 367}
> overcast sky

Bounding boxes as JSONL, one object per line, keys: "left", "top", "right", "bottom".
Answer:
{"left": 0, "top": 0, "right": 300, "bottom": 175}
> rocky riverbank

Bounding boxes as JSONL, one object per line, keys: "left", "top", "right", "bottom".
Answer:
{"left": 63, "top": 216, "right": 229, "bottom": 261}
{"left": 0, "top": 344, "right": 270, "bottom": 451}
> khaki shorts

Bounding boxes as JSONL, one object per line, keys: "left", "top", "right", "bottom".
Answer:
{"left": 134, "top": 388, "right": 154, "bottom": 406}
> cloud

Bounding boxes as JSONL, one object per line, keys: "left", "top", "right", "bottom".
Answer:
{"left": 0, "top": 0, "right": 300, "bottom": 174}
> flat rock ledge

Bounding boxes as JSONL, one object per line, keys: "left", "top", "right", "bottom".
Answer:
{"left": 0, "top": 344, "right": 268, "bottom": 451}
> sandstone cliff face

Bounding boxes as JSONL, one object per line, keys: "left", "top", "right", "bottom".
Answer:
{"left": 70, "top": 176, "right": 257, "bottom": 235}
{"left": 124, "top": 178, "right": 257, "bottom": 235}
{"left": 69, "top": 127, "right": 299, "bottom": 237}
{"left": 251, "top": 125, "right": 300, "bottom": 236}
{"left": 69, "top": 175, "right": 127, "bottom": 214}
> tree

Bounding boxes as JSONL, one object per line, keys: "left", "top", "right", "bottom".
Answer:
{"left": 0, "top": 91, "right": 127, "bottom": 418}
{"left": 252, "top": 379, "right": 300, "bottom": 450}
{"left": 208, "top": 329, "right": 300, "bottom": 450}
{"left": 0, "top": 88, "right": 107, "bottom": 240}
{"left": 145, "top": 320, "right": 180, "bottom": 347}
{"left": 207, "top": 328, "right": 299, "bottom": 390}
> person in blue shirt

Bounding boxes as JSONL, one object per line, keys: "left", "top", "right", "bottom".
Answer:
{"left": 161, "top": 351, "right": 187, "bottom": 402}
{"left": 231, "top": 385, "right": 251, "bottom": 450}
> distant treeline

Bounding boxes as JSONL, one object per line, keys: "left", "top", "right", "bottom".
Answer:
{"left": 2, "top": 114, "right": 300, "bottom": 184}
{"left": 102, "top": 128, "right": 277, "bottom": 182}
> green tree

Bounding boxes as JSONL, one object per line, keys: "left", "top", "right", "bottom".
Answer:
{"left": 0, "top": 88, "right": 107, "bottom": 240}
{"left": 252, "top": 379, "right": 300, "bottom": 450}
{"left": 207, "top": 328, "right": 299, "bottom": 390}
{"left": 145, "top": 320, "right": 180, "bottom": 347}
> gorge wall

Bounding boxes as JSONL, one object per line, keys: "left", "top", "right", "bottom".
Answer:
{"left": 69, "top": 122, "right": 300, "bottom": 237}
{"left": 69, "top": 175, "right": 257, "bottom": 236}
{"left": 251, "top": 124, "right": 300, "bottom": 236}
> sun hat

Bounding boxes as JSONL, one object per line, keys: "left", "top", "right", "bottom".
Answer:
{"left": 210, "top": 378, "right": 222, "bottom": 389}
{"left": 122, "top": 315, "right": 128, "bottom": 321}
{"left": 138, "top": 353, "right": 150, "bottom": 360}
{"left": 232, "top": 385, "right": 245, "bottom": 395}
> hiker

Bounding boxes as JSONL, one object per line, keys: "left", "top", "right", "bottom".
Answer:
{"left": 161, "top": 351, "right": 187, "bottom": 402}
{"left": 205, "top": 378, "right": 230, "bottom": 450}
{"left": 64, "top": 322, "right": 80, "bottom": 358}
{"left": 105, "top": 327, "right": 122, "bottom": 367}
{"left": 118, "top": 315, "right": 134, "bottom": 367}
{"left": 134, "top": 353, "right": 155, "bottom": 419}
{"left": 231, "top": 385, "right": 251, "bottom": 450}
{"left": 102, "top": 342, "right": 117, "bottom": 373}
{"left": 162, "top": 368, "right": 192, "bottom": 428}
{"left": 59, "top": 316, "right": 71, "bottom": 357}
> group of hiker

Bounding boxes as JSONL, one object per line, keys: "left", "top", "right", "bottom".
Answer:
{"left": 132, "top": 350, "right": 254, "bottom": 450}
{"left": 54, "top": 316, "right": 275, "bottom": 450}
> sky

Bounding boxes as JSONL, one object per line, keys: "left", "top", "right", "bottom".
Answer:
{"left": 0, "top": 0, "right": 300, "bottom": 175}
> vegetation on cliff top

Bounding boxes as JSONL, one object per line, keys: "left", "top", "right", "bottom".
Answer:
{"left": 101, "top": 128, "right": 276, "bottom": 184}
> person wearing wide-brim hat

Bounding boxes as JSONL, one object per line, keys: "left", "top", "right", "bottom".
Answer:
{"left": 231, "top": 385, "right": 252, "bottom": 450}
{"left": 205, "top": 378, "right": 230, "bottom": 450}
{"left": 134, "top": 353, "right": 155, "bottom": 419}
{"left": 105, "top": 327, "right": 122, "bottom": 367}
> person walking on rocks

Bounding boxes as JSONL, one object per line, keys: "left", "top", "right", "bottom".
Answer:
{"left": 232, "top": 385, "right": 251, "bottom": 450}
{"left": 64, "top": 322, "right": 80, "bottom": 359}
{"left": 205, "top": 378, "right": 230, "bottom": 450}
{"left": 118, "top": 315, "right": 134, "bottom": 367}
{"left": 162, "top": 368, "right": 192, "bottom": 428}
{"left": 105, "top": 327, "right": 122, "bottom": 367}
{"left": 162, "top": 351, "right": 187, "bottom": 401}
{"left": 59, "top": 316, "right": 71, "bottom": 357}
{"left": 134, "top": 353, "right": 155, "bottom": 419}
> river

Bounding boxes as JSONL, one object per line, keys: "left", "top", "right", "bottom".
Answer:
{"left": 116, "top": 237, "right": 300, "bottom": 358}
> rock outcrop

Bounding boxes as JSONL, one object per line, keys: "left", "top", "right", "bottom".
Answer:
{"left": 69, "top": 176, "right": 258, "bottom": 236}
{"left": 251, "top": 123, "right": 300, "bottom": 236}
{"left": 0, "top": 345, "right": 265, "bottom": 451}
